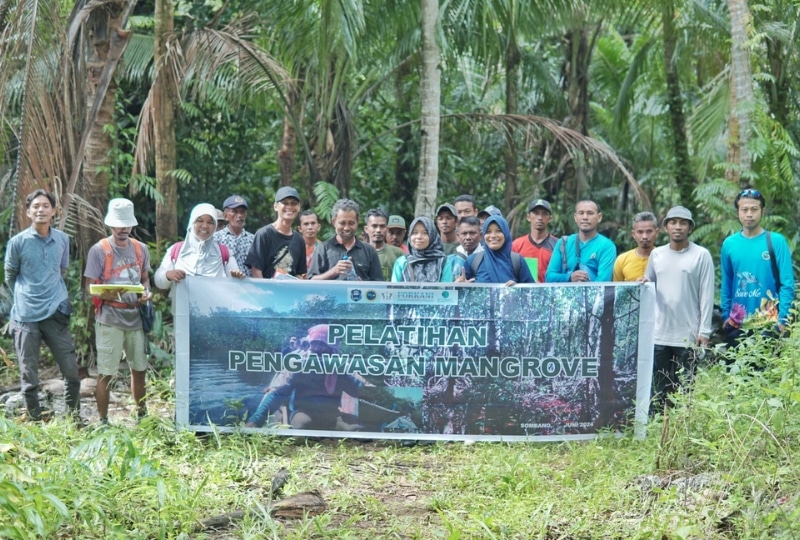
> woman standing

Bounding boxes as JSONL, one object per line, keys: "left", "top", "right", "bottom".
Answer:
{"left": 460, "top": 215, "right": 534, "bottom": 286}
{"left": 155, "top": 203, "right": 245, "bottom": 290}
{"left": 391, "top": 217, "right": 454, "bottom": 282}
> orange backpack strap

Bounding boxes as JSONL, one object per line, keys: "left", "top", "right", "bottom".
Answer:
{"left": 99, "top": 238, "right": 114, "bottom": 283}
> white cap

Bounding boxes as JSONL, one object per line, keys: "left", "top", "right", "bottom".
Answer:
{"left": 104, "top": 198, "right": 138, "bottom": 228}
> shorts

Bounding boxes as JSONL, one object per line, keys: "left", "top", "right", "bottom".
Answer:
{"left": 96, "top": 322, "right": 148, "bottom": 375}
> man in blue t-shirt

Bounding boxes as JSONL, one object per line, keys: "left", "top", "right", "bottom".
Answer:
{"left": 545, "top": 200, "right": 616, "bottom": 283}
{"left": 721, "top": 188, "right": 795, "bottom": 348}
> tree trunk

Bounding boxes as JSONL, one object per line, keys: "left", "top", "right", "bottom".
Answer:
{"left": 594, "top": 285, "right": 616, "bottom": 428}
{"left": 415, "top": 0, "right": 440, "bottom": 218}
{"left": 80, "top": 6, "right": 125, "bottom": 254}
{"left": 662, "top": 0, "right": 696, "bottom": 206}
{"left": 503, "top": 39, "right": 520, "bottom": 215}
{"left": 277, "top": 86, "right": 298, "bottom": 187}
{"left": 552, "top": 25, "right": 593, "bottom": 203}
{"left": 726, "top": 0, "right": 754, "bottom": 185}
{"left": 154, "top": 0, "right": 177, "bottom": 244}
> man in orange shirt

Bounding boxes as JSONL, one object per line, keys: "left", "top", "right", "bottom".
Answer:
{"left": 511, "top": 199, "right": 558, "bottom": 283}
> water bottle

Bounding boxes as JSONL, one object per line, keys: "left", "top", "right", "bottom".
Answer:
{"left": 341, "top": 254, "right": 359, "bottom": 281}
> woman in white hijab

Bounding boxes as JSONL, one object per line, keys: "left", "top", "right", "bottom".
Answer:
{"left": 155, "top": 203, "right": 244, "bottom": 290}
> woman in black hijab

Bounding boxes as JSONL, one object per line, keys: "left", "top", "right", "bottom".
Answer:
{"left": 391, "top": 217, "right": 454, "bottom": 282}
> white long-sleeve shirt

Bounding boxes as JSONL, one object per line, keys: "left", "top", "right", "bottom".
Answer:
{"left": 644, "top": 242, "right": 715, "bottom": 347}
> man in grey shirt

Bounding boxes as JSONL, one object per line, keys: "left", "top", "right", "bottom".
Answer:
{"left": 85, "top": 199, "right": 153, "bottom": 425}
{"left": 643, "top": 206, "right": 714, "bottom": 411}
{"left": 4, "top": 189, "right": 81, "bottom": 421}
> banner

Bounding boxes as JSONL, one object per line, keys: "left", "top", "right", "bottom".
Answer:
{"left": 175, "top": 277, "right": 654, "bottom": 441}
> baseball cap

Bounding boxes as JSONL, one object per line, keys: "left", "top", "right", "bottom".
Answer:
{"left": 222, "top": 195, "right": 248, "bottom": 209}
{"left": 478, "top": 205, "right": 503, "bottom": 218}
{"left": 387, "top": 215, "right": 406, "bottom": 229}
{"left": 435, "top": 203, "right": 457, "bottom": 217}
{"left": 527, "top": 199, "right": 552, "bottom": 213}
{"left": 662, "top": 206, "right": 695, "bottom": 228}
{"left": 275, "top": 186, "right": 300, "bottom": 202}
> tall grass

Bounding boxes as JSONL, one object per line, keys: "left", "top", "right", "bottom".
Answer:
{"left": 0, "top": 331, "right": 798, "bottom": 539}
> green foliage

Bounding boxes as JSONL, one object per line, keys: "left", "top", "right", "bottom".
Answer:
{"left": 312, "top": 181, "right": 340, "bottom": 223}
{"left": 3, "top": 323, "right": 800, "bottom": 538}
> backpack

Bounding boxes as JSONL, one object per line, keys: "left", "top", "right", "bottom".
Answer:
{"left": 470, "top": 251, "right": 522, "bottom": 281}
{"left": 93, "top": 237, "right": 148, "bottom": 313}
{"left": 169, "top": 241, "right": 229, "bottom": 265}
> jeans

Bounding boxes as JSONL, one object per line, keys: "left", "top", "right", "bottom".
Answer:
{"left": 11, "top": 315, "right": 81, "bottom": 420}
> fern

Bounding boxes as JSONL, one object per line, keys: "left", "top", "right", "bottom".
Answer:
{"left": 312, "top": 181, "right": 340, "bottom": 222}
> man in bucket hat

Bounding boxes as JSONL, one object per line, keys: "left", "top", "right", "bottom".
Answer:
{"left": 643, "top": 206, "right": 714, "bottom": 412}
{"left": 85, "top": 198, "right": 153, "bottom": 425}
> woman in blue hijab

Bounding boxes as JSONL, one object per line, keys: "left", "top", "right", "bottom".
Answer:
{"left": 462, "top": 215, "right": 534, "bottom": 285}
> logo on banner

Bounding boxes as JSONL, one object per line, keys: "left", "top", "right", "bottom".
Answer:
{"left": 347, "top": 287, "right": 459, "bottom": 305}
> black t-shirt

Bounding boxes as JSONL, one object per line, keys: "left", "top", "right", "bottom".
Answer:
{"left": 245, "top": 224, "right": 307, "bottom": 277}
{"left": 307, "top": 238, "right": 383, "bottom": 281}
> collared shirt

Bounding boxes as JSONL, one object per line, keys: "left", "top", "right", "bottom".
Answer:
{"left": 307, "top": 237, "right": 383, "bottom": 281}
{"left": 214, "top": 226, "right": 255, "bottom": 277}
{"left": 4, "top": 226, "right": 70, "bottom": 322}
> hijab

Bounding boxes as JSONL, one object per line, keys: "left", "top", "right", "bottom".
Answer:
{"left": 477, "top": 215, "right": 515, "bottom": 283}
{"left": 173, "top": 203, "right": 227, "bottom": 277}
{"left": 403, "top": 216, "right": 447, "bottom": 282}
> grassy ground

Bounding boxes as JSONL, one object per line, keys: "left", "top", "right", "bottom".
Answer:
{"left": 1, "top": 336, "right": 798, "bottom": 539}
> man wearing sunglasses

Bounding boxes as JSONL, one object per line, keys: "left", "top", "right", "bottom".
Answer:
{"left": 720, "top": 188, "right": 795, "bottom": 348}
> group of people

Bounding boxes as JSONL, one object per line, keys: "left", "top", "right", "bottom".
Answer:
{"left": 4, "top": 186, "right": 793, "bottom": 425}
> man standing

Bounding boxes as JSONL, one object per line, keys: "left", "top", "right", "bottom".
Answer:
{"left": 308, "top": 199, "right": 383, "bottom": 281}
{"left": 85, "top": 199, "right": 152, "bottom": 424}
{"left": 545, "top": 200, "right": 616, "bottom": 282}
{"left": 214, "top": 195, "right": 254, "bottom": 277}
{"left": 298, "top": 209, "right": 321, "bottom": 271}
{"left": 436, "top": 203, "right": 460, "bottom": 255}
{"left": 365, "top": 208, "right": 404, "bottom": 280}
{"left": 386, "top": 215, "right": 409, "bottom": 254}
{"left": 644, "top": 206, "right": 714, "bottom": 408}
{"left": 477, "top": 205, "right": 502, "bottom": 226}
{"left": 613, "top": 211, "right": 658, "bottom": 282}
{"left": 512, "top": 199, "right": 558, "bottom": 283}
{"left": 721, "top": 188, "right": 795, "bottom": 347}
{"left": 246, "top": 187, "right": 307, "bottom": 278}
{"left": 453, "top": 194, "right": 478, "bottom": 218}
{"left": 4, "top": 189, "right": 81, "bottom": 421}
{"left": 451, "top": 216, "right": 483, "bottom": 277}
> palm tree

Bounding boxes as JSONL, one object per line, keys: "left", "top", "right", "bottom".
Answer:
{"left": 0, "top": 0, "right": 135, "bottom": 255}
{"left": 417, "top": 0, "right": 441, "bottom": 218}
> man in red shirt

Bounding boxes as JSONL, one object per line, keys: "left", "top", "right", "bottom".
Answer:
{"left": 511, "top": 199, "right": 558, "bottom": 283}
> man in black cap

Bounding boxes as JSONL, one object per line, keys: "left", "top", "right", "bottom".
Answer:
{"left": 512, "top": 199, "right": 558, "bottom": 283}
{"left": 245, "top": 187, "right": 307, "bottom": 278}
{"left": 435, "top": 203, "right": 460, "bottom": 255}
{"left": 214, "top": 195, "right": 255, "bottom": 277}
